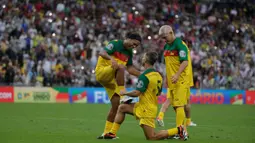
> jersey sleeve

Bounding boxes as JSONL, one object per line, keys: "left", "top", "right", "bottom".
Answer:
{"left": 177, "top": 41, "right": 188, "bottom": 61}
{"left": 104, "top": 41, "right": 116, "bottom": 55}
{"left": 136, "top": 74, "right": 149, "bottom": 92}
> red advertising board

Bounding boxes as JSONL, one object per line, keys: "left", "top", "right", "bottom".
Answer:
{"left": 0, "top": 86, "right": 14, "bottom": 103}
{"left": 246, "top": 90, "right": 255, "bottom": 105}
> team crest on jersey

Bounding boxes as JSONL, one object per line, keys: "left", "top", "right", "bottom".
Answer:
{"left": 106, "top": 43, "right": 114, "bottom": 50}
{"left": 137, "top": 80, "right": 144, "bottom": 88}
{"left": 179, "top": 50, "right": 186, "bottom": 57}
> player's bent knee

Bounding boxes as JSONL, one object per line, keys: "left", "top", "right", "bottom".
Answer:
{"left": 118, "top": 104, "right": 127, "bottom": 113}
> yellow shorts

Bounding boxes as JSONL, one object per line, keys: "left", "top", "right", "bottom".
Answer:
{"left": 169, "top": 85, "right": 188, "bottom": 107}
{"left": 133, "top": 103, "right": 156, "bottom": 128}
{"left": 95, "top": 66, "right": 120, "bottom": 100}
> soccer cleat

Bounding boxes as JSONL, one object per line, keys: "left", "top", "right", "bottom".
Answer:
{"left": 178, "top": 125, "right": 188, "bottom": 141}
{"left": 173, "top": 134, "right": 180, "bottom": 139}
{"left": 97, "top": 133, "right": 105, "bottom": 139}
{"left": 104, "top": 132, "right": 118, "bottom": 139}
{"left": 187, "top": 121, "right": 197, "bottom": 127}
{"left": 165, "top": 134, "right": 179, "bottom": 140}
{"left": 156, "top": 117, "right": 164, "bottom": 127}
{"left": 120, "top": 96, "right": 133, "bottom": 104}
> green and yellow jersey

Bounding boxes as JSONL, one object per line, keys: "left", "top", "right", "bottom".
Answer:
{"left": 95, "top": 40, "right": 133, "bottom": 70}
{"left": 164, "top": 37, "right": 189, "bottom": 89}
{"left": 135, "top": 68, "right": 163, "bottom": 118}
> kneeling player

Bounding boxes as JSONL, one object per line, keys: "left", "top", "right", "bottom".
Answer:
{"left": 104, "top": 51, "right": 188, "bottom": 140}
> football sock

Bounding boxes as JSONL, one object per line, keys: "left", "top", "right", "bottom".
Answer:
{"left": 186, "top": 118, "right": 191, "bottom": 126}
{"left": 103, "top": 121, "right": 113, "bottom": 134}
{"left": 158, "top": 111, "right": 165, "bottom": 119}
{"left": 176, "top": 107, "right": 185, "bottom": 127}
{"left": 110, "top": 122, "right": 121, "bottom": 134}
{"left": 167, "top": 128, "right": 179, "bottom": 136}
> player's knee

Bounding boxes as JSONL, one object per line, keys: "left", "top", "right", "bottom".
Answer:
{"left": 185, "top": 104, "right": 191, "bottom": 111}
{"left": 118, "top": 104, "right": 126, "bottom": 113}
{"left": 146, "top": 135, "right": 156, "bottom": 140}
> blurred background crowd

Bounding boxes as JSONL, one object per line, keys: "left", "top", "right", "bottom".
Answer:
{"left": 0, "top": 0, "right": 254, "bottom": 90}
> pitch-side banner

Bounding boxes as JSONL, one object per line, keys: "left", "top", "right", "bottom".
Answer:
{"left": 14, "top": 87, "right": 58, "bottom": 103}
{"left": 85, "top": 88, "right": 168, "bottom": 104}
{"left": 190, "top": 89, "right": 245, "bottom": 105}
{"left": 0, "top": 86, "right": 14, "bottom": 103}
{"left": 85, "top": 88, "right": 245, "bottom": 104}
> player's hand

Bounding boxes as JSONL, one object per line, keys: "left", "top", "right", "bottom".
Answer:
{"left": 111, "top": 58, "right": 118, "bottom": 70}
{"left": 120, "top": 91, "right": 126, "bottom": 96}
{"left": 171, "top": 73, "right": 179, "bottom": 84}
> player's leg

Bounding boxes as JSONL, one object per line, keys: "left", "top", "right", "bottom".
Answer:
{"left": 104, "top": 103, "right": 135, "bottom": 139}
{"left": 141, "top": 123, "right": 188, "bottom": 140}
{"left": 95, "top": 66, "right": 120, "bottom": 138}
{"left": 172, "top": 86, "right": 187, "bottom": 127}
{"left": 184, "top": 88, "right": 197, "bottom": 126}
{"left": 115, "top": 64, "right": 125, "bottom": 91}
{"left": 157, "top": 88, "right": 171, "bottom": 127}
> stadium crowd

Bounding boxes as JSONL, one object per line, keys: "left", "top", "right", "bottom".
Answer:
{"left": 0, "top": 0, "right": 254, "bottom": 90}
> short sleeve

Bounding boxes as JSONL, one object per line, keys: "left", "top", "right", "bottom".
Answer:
{"left": 177, "top": 41, "right": 188, "bottom": 61}
{"left": 104, "top": 41, "right": 116, "bottom": 55}
{"left": 136, "top": 74, "right": 149, "bottom": 92}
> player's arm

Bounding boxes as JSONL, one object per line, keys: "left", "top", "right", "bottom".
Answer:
{"left": 127, "top": 65, "right": 140, "bottom": 77}
{"left": 126, "top": 53, "right": 140, "bottom": 77}
{"left": 99, "top": 42, "right": 115, "bottom": 60}
{"left": 122, "top": 90, "right": 141, "bottom": 97}
{"left": 121, "top": 74, "right": 148, "bottom": 97}
{"left": 176, "top": 61, "right": 188, "bottom": 76}
{"left": 171, "top": 41, "right": 189, "bottom": 83}
{"left": 99, "top": 42, "right": 118, "bottom": 69}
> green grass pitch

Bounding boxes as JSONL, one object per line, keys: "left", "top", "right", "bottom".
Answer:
{"left": 0, "top": 103, "right": 254, "bottom": 143}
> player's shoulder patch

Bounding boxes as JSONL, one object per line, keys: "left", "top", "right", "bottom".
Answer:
{"left": 179, "top": 50, "right": 187, "bottom": 58}
{"left": 137, "top": 80, "right": 144, "bottom": 88}
{"left": 106, "top": 43, "right": 114, "bottom": 50}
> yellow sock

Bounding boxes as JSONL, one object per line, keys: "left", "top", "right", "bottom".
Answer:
{"left": 176, "top": 107, "right": 185, "bottom": 127}
{"left": 167, "top": 128, "right": 178, "bottom": 136}
{"left": 110, "top": 122, "right": 121, "bottom": 134}
{"left": 186, "top": 118, "right": 191, "bottom": 126}
{"left": 103, "top": 121, "right": 113, "bottom": 134}
{"left": 158, "top": 111, "right": 165, "bottom": 120}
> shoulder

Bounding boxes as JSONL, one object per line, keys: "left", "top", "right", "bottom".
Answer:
{"left": 174, "top": 37, "right": 183, "bottom": 44}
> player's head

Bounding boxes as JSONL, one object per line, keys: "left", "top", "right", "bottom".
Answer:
{"left": 124, "top": 32, "right": 142, "bottom": 49}
{"left": 141, "top": 51, "right": 158, "bottom": 67}
{"left": 158, "top": 25, "right": 175, "bottom": 44}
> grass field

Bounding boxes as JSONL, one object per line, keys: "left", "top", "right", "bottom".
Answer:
{"left": 0, "top": 103, "right": 254, "bottom": 143}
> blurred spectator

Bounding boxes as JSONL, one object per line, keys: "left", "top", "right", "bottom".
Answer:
{"left": 0, "top": 0, "right": 254, "bottom": 90}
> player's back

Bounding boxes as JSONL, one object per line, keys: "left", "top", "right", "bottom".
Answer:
{"left": 139, "top": 70, "right": 163, "bottom": 107}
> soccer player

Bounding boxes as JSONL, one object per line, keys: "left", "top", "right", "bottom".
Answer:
{"left": 95, "top": 33, "right": 141, "bottom": 139}
{"left": 156, "top": 44, "right": 197, "bottom": 127}
{"left": 156, "top": 25, "right": 190, "bottom": 129}
{"left": 103, "top": 51, "right": 188, "bottom": 140}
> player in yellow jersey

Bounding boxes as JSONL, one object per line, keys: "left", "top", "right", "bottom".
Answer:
{"left": 96, "top": 33, "right": 141, "bottom": 139}
{"left": 156, "top": 25, "right": 190, "bottom": 130}
{"left": 157, "top": 40, "right": 197, "bottom": 127}
{"left": 103, "top": 51, "right": 188, "bottom": 140}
